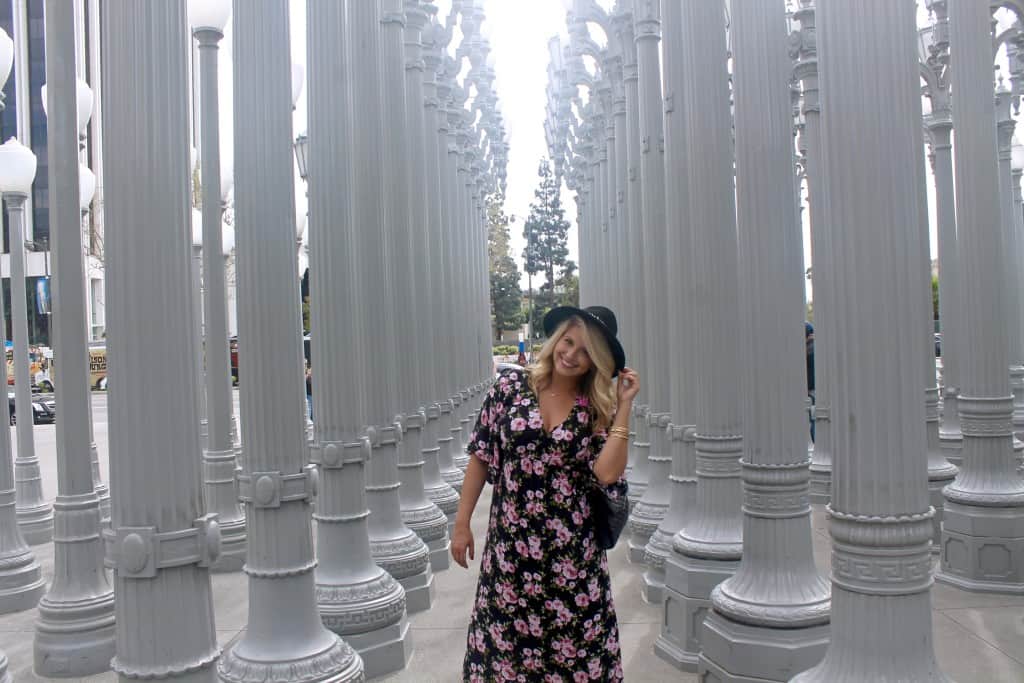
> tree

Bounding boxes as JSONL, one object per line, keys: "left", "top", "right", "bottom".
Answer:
{"left": 523, "top": 158, "right": 573, "bottom": 339}
{"left": 487, "top": 193, "right": 522, "bottom": 341}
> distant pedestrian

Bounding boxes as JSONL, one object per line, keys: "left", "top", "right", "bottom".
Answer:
{"left": 305, "top": 364, "right": 313, "bottom": 421}
{"left": 806, "top": 321, "right": 815, "bottom": 442}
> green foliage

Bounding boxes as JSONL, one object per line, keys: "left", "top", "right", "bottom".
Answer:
{"left": 493, "top": 345, "right": 518, "bottom": 356}
{"left": 302, "top": 296, "right": 311, "bottom": 335}
{"left": 488, "top": 193, "right": 523, "bottom": 341}
{"left": 523, "top": 158, "right": 575, "bottom": 340}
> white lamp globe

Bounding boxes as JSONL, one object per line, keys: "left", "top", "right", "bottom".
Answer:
{"left": 296, "top": 205, "right": 308, "bottom": 241}
{"left": 189, "top": 0, "right": 232, "bottom": 33}
{"left": 0, "top": 137, "right": 38, "bottom": 195}
{"left": 1013, "top": 135, "right": 1024, "bottom": 173}
{"left": 222, "top": 223, "right": 235, "bottom": 255}
{"left": 41, "top": 79, "right": 95, "bottom": 134}
{"left": 291, "top": 63, "right": 305, "bottom": 107}
{"left": 79, "top": 164, "right": 96, "bottom": 211}
{"left": 0, "top": 27, "right": 13, "bottom": 90}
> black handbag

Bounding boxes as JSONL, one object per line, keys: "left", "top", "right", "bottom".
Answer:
{"left": 589, "top": 479, "right": 629, "bottom": 550}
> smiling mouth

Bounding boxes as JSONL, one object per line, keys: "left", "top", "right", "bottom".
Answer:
{"left": 558, "top": 356, "right": 578, "bottom": 370}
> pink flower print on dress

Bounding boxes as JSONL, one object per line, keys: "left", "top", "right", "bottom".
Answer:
{"left": 528, "top": 409, "right": 543, "bottom": 430}
{"left": 577, "top": 410, "right": 589, "bottom": 425}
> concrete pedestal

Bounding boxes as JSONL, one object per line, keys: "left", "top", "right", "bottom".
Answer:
{"left": 938, "top": 500, "right": 1024, "bottom": 593}
{"left": 655, "top": 551, "right": 739, "bottom": 672}
{"left": 698, "top": 611, "right": 829, "bottom": 683}
{"left": 345, "top": 615, "right": 412, "bottom": 680}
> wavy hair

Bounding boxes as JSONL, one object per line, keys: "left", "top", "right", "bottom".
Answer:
{"left": 528, "top": 316, "right": 617, "bottom": 431}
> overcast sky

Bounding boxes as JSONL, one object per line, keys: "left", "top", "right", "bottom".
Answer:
{"left": 209, "top": 2, "right": 1019, "bottom": 301}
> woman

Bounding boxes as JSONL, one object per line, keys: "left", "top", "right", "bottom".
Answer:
{"left": 453, "top": 305, "right": 641, "bottom": 682}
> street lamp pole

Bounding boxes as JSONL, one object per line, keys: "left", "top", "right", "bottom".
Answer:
{"left": 6, "top": 142, "right": 53, "bottom": 546}
{"left": 216, "top": 3, "right": 363, "bottom": 679}
{"left": 192, "top": 0, "right": 247, "bottom": 573}
{"left": 33, "top": 1, "right": 115, "bottom": 675}
{"left": 0, "top": 139, "right": 46, "bottom": 617}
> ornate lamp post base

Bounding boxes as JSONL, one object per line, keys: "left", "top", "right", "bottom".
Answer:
{"left": 219, "top": 630, "right": 363, "bottom": 683}
{"left": 316, "top": 573, "right": 411, "bottom": 680}
{"left": 15, "top": 502, "right": 54, "bottom": 546}
{"left": 937, "top": 501, "right": 1024, "bottom": 593}
{"left": 88, "top": 442, "right": 110, "bottom": 526}
{"left": 34, "top": 586, "right": 116, "bottom": 678}
{"left": 627, "top": 406, "right": 651, "bottom": 507}
{"left": 655, "top": 552, "right": 740, "bottom": 672}
{"left": 436, "top": 404, "right": 464, "bottom": 492}
{"left": 204, "top": 448, "right": 247, "bottom": 573}
{"left": 0, "top": 488, "right": 45, "bottom": 614}
{"left": 699, "top": 612, "right": 829, "bottom": 683}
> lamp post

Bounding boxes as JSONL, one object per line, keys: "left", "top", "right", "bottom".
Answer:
{"left": 794, "top": 0, "right": 947, "bottom": 678}
{"left": 78, "top": 164, "right": 111, "bottom": 528}
{"left": 191, "top": 208, "right": 207, "bottom": 455}
{"left": 216, "top": 3, "right": 364, "bottom": 679}
{"left": 0, "top": 138, "right": 47, "bottom": 617}
{"left": 190, "top": 0, "right": 246, "bottom": 573}
{"left": 34, "top": 2, "right": 115, "bottom": 675}
{"left": 698, "top": 2, "right": 830, "bottom": 679}
{"left": 1, "top": 137, "right": 53, "bottom": 548}
{"left": 307, "top": 0, "right": 410, "bottom": 676}
{"left": 936, "top": 0, "right": 1024, "bottom": 595}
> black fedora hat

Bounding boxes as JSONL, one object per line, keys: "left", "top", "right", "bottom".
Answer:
{"left": 543, "top": 305, "right": 626, "bottom": 377}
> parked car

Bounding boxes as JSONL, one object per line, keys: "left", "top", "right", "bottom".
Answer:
{"left": 8, "top": 390, "right": 56, "bottom": 425}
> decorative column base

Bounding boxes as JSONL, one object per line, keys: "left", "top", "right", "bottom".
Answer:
{"left": 422, "top": 408, "right": 460, "bottom": 534}
{"left": 219, "top": 623, "right": 364, "bottom": 683}
{"left": 937, "top": 500, "right": 1024, "bottom": 593}
{"left": 0, "top": 489, "right": 46, "bottom": 614}
{"left": 0, "top": 649, "right": 9, "bottom": 683}
{"left": 89, "top": 442, "right": 110, "bottom": 527}
{"left": 370, "top": 523, "right": 434, "bottom": 614}
{"left": 33, "top": 495, "right": 115, "bottom": 679}
{"left": 14, "top": 461, "right": 54, "bottom": 545}
{"left": 655, "top": 551, "right": 739, "bottom": 672}
{"left": 397, "top": 415, "right": 450, "bottom": 573}
{"left": 204, "top": 449, "right": 247, "bottom": 572}
{"left": 808, "top": 406, "right": 832, "bottom": 505}
{"left": 627, "top": 405, "right": 650, "bottom": 507}
{"left": 436, "top": 403, "right": 464, "bottom": 492}
{"left": 316, "top": 574, "right": 410, "bottom": 680}
{"left": 629, "top": 414, "right": 671, "bottom": 566}
{"left": 698, "top": 611, "right": 829, "bottom": 682}
{"left": 939, "top": 391, "right": 963, "bottom": 468}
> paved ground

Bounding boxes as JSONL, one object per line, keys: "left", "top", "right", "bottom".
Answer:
{"left": 2, "top": 391, "right": 1024, "bottom": 681}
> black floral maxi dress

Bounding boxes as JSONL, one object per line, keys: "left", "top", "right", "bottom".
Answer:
{"left": 462, "top": 369, "right": 627, "bottom": 683}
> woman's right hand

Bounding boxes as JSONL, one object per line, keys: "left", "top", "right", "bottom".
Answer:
{"left": 451, "top": 523, "right": 475, "bottom": 569}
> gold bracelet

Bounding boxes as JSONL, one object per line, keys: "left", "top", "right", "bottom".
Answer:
{"left": 608, "top": 426, "right": 630, "bottom": 437}
{"left": 608, "top": 432, "right": 630, "bottom": 442}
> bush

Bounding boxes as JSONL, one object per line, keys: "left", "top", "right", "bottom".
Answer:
{"left": 493, "top": 345, "right": 517, "bottom": 356}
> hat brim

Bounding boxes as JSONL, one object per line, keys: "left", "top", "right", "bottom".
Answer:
{"left": 543, "top": 306, "right": 626, "bottom": 378}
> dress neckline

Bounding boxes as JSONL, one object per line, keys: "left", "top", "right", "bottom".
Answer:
{"left": 528, "top": 382, "right": 583, "bottom": 437}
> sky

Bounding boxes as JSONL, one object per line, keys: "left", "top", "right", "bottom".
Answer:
{"left": 208, "top": 1, "right": 1019, "bottom": 302}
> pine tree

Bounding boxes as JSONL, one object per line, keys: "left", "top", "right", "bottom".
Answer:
{"left": 487, "top": 193, "right": 523, "bottom": 341}
{"left": 523, "top": 158, "right": 573, "bottom": 338}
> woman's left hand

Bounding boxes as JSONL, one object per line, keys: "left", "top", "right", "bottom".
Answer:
{"left": 616, "top": 367, "right": 640, "bottom": 405}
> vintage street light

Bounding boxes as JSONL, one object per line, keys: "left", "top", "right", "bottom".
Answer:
{"left": 0, "top": 137, "right": 47, "bottom": 617}
{"left": 189, "top": 0, "right": 247, "bottom": 572}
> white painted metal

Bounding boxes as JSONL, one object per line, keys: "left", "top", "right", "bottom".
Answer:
{"left": 34, "top": 2, "right": 115, "bottom": 676}
{"left": 794, "top": 0, "right": 947, "bottom": 678}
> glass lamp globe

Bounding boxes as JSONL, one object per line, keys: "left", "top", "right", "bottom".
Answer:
{"left": 189, "top": 0, "right": 232, "bottom": 33}
{"left": 1013, "top": 136, "right": 1024, "bottom": 172}
{"left": 0, "top": 27, "right": 13, "bottom": 90}
{"left": 79, "top": 164, "right": 96, "bottom": 211}
{"left": 41, "top": 79, "right": 95, "bottom": 134}
{"left": 221, "top": 153, "right": 234, "bottom": 203}
{"left": 0, "top": 137, "right": 38, "bottom": 195}
{"left": 222, "top": 223, "right": 235, "bottom": 255}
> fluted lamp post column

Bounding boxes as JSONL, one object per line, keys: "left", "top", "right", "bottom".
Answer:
{"left": 0, "top": 138, "right": 47, "bottom": 616}
{"left": 936, "top": 0, "right": 1024, "bottom": 595}
{"left": 793, "top": 0, "right": 948, "bottom": 678}
{"left": 217, "top": 3, "right": 364, "bottom": 679}
{"left": 34, "top": 2, "right": 116, "bottom": 676}
{"left": 190, "top": 0, "right": 246, "bottom": 573}
{"left": 660, "top": 0, "right": 744, "bottom": 670}
{"left": 1, "top": 133, "right": 53, "bottom": 546}
{"left": 698, "top": 2, "right": 830, "bottom": 680}
{"left": 307, "top": 0, "right": 411, "bottom": 677}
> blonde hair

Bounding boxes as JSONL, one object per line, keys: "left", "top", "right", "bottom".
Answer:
{"left": 528, "top": 316, "right": 617, "bottom": 431}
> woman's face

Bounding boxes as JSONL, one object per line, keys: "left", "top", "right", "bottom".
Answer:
{"left": 553, "top": 323, "right": 594, "bottom": 380}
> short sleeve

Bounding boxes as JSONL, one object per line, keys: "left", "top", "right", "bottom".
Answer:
{"left": 467, "top": 371, "right": 513, "bottom": 485}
